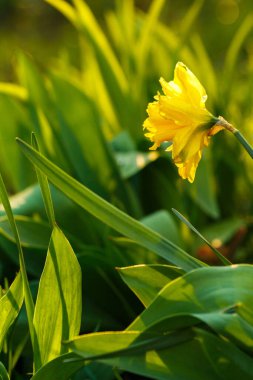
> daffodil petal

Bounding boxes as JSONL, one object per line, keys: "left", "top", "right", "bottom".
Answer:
{"left": 174, "top": 62, "right": 207, "bottom": 108}
{"left": 143, "top": 62, "right": 222, "bottom": 182}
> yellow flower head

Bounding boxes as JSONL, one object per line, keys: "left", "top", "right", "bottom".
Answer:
{"left": 143, "top": 62, "right": 224, "bottom": 183}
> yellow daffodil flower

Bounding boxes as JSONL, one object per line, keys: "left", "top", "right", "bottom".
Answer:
{"left": 143, "top": 62, "right": 225, "bottom": 183}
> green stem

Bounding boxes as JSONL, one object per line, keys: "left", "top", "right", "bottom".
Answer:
{"left": 233, "top": 130, "right": 253, "bottom": 159}
{"left": 216, "top": 116, "right": 253, "bottom": 159}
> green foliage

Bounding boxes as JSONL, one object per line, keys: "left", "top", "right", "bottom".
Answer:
{"left": 0, "top": 0, "right": 253, "bottom": 379}
{"left": 0, "top": 362, "right": 10, "bottom": 380}
{"left": 0, "top": 273, "right": 23, "bottom": 352}
{"left": 33, "top": 226, "right": 82, "bottom": 371}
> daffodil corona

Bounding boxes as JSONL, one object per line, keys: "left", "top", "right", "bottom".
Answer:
{"left": 143, "top": 62, "right": 224, "bottom": 183}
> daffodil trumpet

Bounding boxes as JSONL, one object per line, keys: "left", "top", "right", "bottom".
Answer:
{"left": 143, "top": 62, "right": 253, "bottom": 182}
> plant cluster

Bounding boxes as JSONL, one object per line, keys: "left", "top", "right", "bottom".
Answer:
{"left": 1, "top": 1, "right": 253, "bottom": 379}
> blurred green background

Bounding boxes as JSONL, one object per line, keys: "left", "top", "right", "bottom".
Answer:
{"left": 1, "top": 0, "right": 253, "bottom": 79}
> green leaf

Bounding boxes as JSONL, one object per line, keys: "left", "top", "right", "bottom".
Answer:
{"left": 135, "top": 0, "right": 165, "bottom": 85}
{"left": 115, "top": 151, "right": 159, "bottom": 179}
{"left": 195, "top": 328, "right": 253, "bottom": 379}
{"left": 185, "top": 155, "right": 220, "bottom": 218}
{"left": 31, "top": 351, "right": 114, "bottom": 380}
{"left": 0, "top": 216, "right": 51, "bottom": 249}
{"left": 31, "top": 352, "right": 84, "bottom": 380}
{"left": 66, "top": 327, "right": 253, "bottom": 379}
{"left": 141, "top": 210, "right": 181, "bottom": 245}
{"left": 67, "top": 329, "right": 195, "bottom": 361}
{"left": 180, "top": 0, "right": 204, "bottom": 37}
{"left": 0, "top": 94, "right": 33, "bottom": 191}
{"left": 0, "top": 83, "right": 27, "bottom": 100}
{"left": 224, "top": 15, "right": 253, "bottom": 92}
{"left": 0, "top": 184, "right": 105, "bottom": 247}
{"left": 0, "top": 170, "right": 35, "bottom": 348}
{"left": 0, "top": 362, "right": 10, "bottom": 380}
{"left": 17, "top": 54, "right": 50, "bottom": 110}
{"left": 69, "top": 0, "right": 130, "bottom": 131}
{"left": 31, "top": 133, "right": 56, "bottom": 229}
{"left": 50, "top": 75, "right": 136, "bottom": 215}
{"left": 197, "top": 217, "right": 246, "bottom": 248}
{"left": 172, "top": 208, "right": 231, "bottom": 265}
{"left": 17, "top": 138, "right": 205, "bottom": 272}
{"left": 73, "top": 0, "right": 127, "bottom": 91}
{"left": 44, "top": 0, "right": 77, "bottom": 25}
{"left": 118, "top": 264, "right": 183, "bottom": 307}
{"left": 129, "top": 265, "right": 253, "bottom": 352}
{"left": 0, "top": 272, "right": 23, "bottom": 352}
{"left": 33, "top": 226, "right": 82, "bottom": 371}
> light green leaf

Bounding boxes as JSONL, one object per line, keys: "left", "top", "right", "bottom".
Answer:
{"left": 118, "top": 264, "right": 183, "bottom": 307}
{"left": 0, "top": 83, "right": 27, "bottom": 101}
{"left": 72, "top": 0, "right": 127, "bottom": 90}
{"left": 180, "top": 0, "right": 204, "bottom": 37}
{"left": 0, "top": 272, "right": 23, "bottom": 352}
{"left": 51, "top": 75, "right": 136, "bottom": 216}
{"left": 0, "top": 184, "right": 104, "bottom": 247}
{"left": 224, "top": 14, "right": 253, "bottom": 90}
{"left": 0, "top": 362, "right": 10, "bottom": 380}
{"left": 135, "top": 0, "right": 165, "bottom": 81}
{"left": 44, "top": 0, "right": 77, "bottom": 25}
{"left": 71, "top": 0, "right": 129, "bottom": 130}
{"left": 0, "top": 170, "right": 35, "bottom": 347}
{"left": 129, "top": 265, "right": 253, "bottom": 352}
{"left": 17, "top": 138, "right": 205, "bottom": 272}
{"left": 67, "top": 329, "right": 194, "bottom": 361}
{"left": 0, "top": 94, "right": 33, "bottom": 191}
{"left": 66, "top": 327, "right": 253, "bottom": 379}
{"left": 31, "top": 133, "right": 56, "bottom": 229}
{"left": 33, "top": 226, "right": 82, "bottom": 371}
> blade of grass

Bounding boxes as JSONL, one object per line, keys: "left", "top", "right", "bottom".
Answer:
{"left": 0, "top": 83, "right": 27, "bottom": 101}
{"left": 16, "top": 138, "right": 205, "bottom": 272}
{"left": 44, "top": 0, "right": 77, "bottom": 25}
{"left": 171, "top": 208, "right": 231, "bottom": 266}
{"left": 135, "top": 0, "right": 165, "bottom": 86}
{"left": 180, "top": 0, "right": 204, "bottom": 37}
{"left": 223, "top": 14, "right": 253, "bottom": 91}
{"left": 66, "top": 329, "right": 194, "bottom": 362}
{"left": 72, "top": 0, "right": 127, "bottom": 93}
{"left": 31, "top": 133, "right": 55, "bottom": 229}
{"left": 33, "top": 226, "right": 82, "bottom": 371}
{"left": 0, "top": 172, "right": 35, "bottom": 349}
{"left": 0, "top": 362, "right": 9, "bottom": 380}
{"left": 0, "top": 272, "right": 23, "bottom": 352}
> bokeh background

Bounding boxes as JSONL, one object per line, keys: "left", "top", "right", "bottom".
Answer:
{"left": 1, "top": 0, "right": 253, "bottom": 79}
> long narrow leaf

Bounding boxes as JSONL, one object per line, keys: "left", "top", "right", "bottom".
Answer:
{"left": 0, "top": 362, "right": 9, "bottom": 380}
{"left": 17, "top": 138, "right": 205, "bottom": 272}
{"left": 33, "top": 226, "right": 82, "bottom": 371}
{"left": 31, "top": 133, "right": 55, "bottom": 229}
{"left": 0, "top": 273, "right": 23, "bottom": 352}
{"left": 172, "top": 208, "right": 231, "bottom": 265}
{"left": 0, "top": 171, "right": 35, "bottom": 346}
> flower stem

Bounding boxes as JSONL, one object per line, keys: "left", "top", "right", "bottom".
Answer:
{"left": 233, "top": 130, "right": 253, "bottom": 159}
{"left": 216, "top": 116, "right": 253, "bottom": 159}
